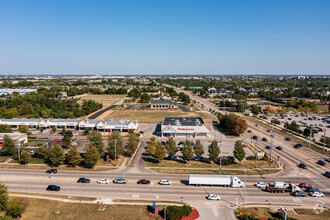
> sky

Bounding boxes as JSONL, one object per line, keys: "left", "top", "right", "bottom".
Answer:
{"left": 0, "top": 0, "right": 329, "bottom": 75}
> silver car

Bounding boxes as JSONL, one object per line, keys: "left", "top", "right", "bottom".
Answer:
{"left": 113, "top": 177, "right": 127, "bottom": 184}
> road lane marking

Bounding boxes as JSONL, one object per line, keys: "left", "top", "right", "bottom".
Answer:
{"left": 132, "top": 194, "right": 140, "bottom": 199}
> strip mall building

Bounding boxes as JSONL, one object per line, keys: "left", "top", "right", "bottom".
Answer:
{"left": 0, "top": 118, "right": 139, "bottom": 133}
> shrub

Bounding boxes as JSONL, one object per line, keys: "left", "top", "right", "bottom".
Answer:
{"left": 216, "top": 156, "right": 235, "bottom": 165}
{"left": 6, "top": 203, "right": 23, "bottom": 218}
{"left": 246, "top": 156, "right": 256, "bottom": 160}
{"left": 165, "top": 205, "right": 192, "bottom": 220}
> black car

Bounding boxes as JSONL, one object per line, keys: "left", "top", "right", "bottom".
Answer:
{"left": 306, "top": 188, "right": 319, "bottom": 193}
{"left": 325, "top": 158, "right": 330, "bottom": 163}
{"left": 46, "top": 185, "right": 60, "bottom": 191}
{"left": 77, "top": 177, "right": 90, "bottom": 183}
{"left": 46, "top": 169, "right": 57, "bottom": 174}
{"left": 325, "top": 172, "right": 330, "bottom": 178}
{"left": 317, "top": 160, "right": 326, "bottom": 166}
{"left": 265, "top": 145, "right": 271, "bottom": 150}
{"left": 276, "top": 146, "right": 283, "bottom": 151}
{"left": 252, "top": 135, "right": 258, "bottom": 140}
{"left": 285, "top": 137, "right": 291, "bottom": 141}
{"left": 247, "top": 130, "right": 252, "bottom": 133}
{"left": 298, "top": 163, "right": 307, "bottom": 169}
{"left": 294, "top": 144, "right": 302, "bottom": 149}
{"left": 261, "top": 138, "right": 268, "bottom": 142}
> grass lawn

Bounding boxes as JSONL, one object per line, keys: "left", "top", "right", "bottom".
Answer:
{"left": 10, "top": 197, "right": 161, "bottom": 220}
{"left": 24, "top": 142, "right": 46, "bottom": 147}
{"left": 0, "top": 156, "right": 7, "bottom": 162}
{"left": 238, "top": 207, "right": 330, "bottom": 220}
{"left": 0, "top": 164, "right": 116, "bottom": 172}
{"left": 10, "top": 192, "right": 96, "bottom": 201}
{"left": 317, "top": 104, "right": 329, "bottom": 114}
{"left": 104, "top": 110, "right": 215, "bottom": 123}
{"left": 78, "top": 94, "right": 126, "bottom": 107}
{"left": 150, "top": 168, "right": 280, "bottom": 175}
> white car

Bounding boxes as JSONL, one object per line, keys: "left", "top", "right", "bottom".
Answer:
{"left": 206, "top": 194, "right": 220, "bottom": 200}
{"left": 255, "top": 182, "right": 268, "bottom": 188}
{"left": 241, "top": 139, "right": 248, "bottom": 142}
{"left": 159, "top": 180, "right": 171, "bottom": 185}
{"left": 310, "top": 191, "right": 324, "bottom": 197}
{"left": 71, "top": 141, "right": 77, "bottom": 145}
{"left": 97, "top": 179, "right": 109, "bottom": 184}
{"left": 73, "top": 132, "right": 79, "bottom": 135}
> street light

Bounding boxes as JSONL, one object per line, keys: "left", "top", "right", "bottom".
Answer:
{"left": 323, "top": 126, "right": 327, "bottom": 151}
{"left": 268, "top": 130, "right": 273, "bottom": 172}
{"left": 114, "top": 139, "right": 117, "bottom": 162}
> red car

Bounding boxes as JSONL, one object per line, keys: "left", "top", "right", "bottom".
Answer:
{"left": 243, "top": 144, "right": 248, "bottom": 148}
{"left": 55, "top": 141, "right": 61, "bottom": 144}
{"left": 137, "top": 179, "right": 151, "bottom": 184}
{"left": 299, "top": 183, "right": 312, "bottom": 188}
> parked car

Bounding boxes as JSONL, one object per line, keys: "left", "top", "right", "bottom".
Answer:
{"left": 247, "top": 130, "right": 252, "bottom": 133}
{"left": 252, "top": 135, "right": 258, "bottom": 140}
{"left": 113, "top": 177, "right": 127, "bottom": 184}
{"left": 294, "top": 144, "right": 302, "bottom": 149}
{"left": 241, "top": 139, "right": 248, "bottom": 142}
{"left": 276, "top": 146, "right": 283, "bottom": 151}
{"left": 55, "top": 140, "right": 61, "bottom": 144}
{"left": 310, "top": 191, "right": 325, "bottom": 197}
{"left": 317, "top": 160, "right": 326, "bottom": 166}
{"left": 137, "top": 179, "right": 151, "bottom": 184}
{"left": 46, "top": 185, "right": 60, "bottom": 191}
{"left": 172, "top": 155, "right": 178, "bottom": 161}
{"left": 97, "top": 179, "right": 109, "bottom": 184}
{"left": 265, "top": 145, "right": 271, "bottom": 150}
{"left": 299, "top": 183, "right": 312, "bottom": 188}
{"left": 46, "top": 169, "right": 57, "bottom": 174}
{"left": 255, "top": 182, "right": 268, "bottom": 188}
{"left": 71, "top": 141, "right": 77, "bottom": 145}
{"left": 298, "top": 163, "right": 307, "bottom": 169}
{"left": 325, "top": 158, "right": 330, "bottom": 163}
{"left": 266, "top": 129, "right": 272, "bottom": 132}
{"left": 242, "top": 144, "right": 248, "bottom": 148}
{"left": 77, "top": 177, "right": 90, "bottom": 183}
{"left": 284, "top": 138, "right": 291, "bottom": 141}
{"left": 261, "top": 138, "right": 268, "bottom": 142}
{"left": 255, "top": 124, "right": 259, "bottom": 127}
{"left": 325, "top": 171, "right": 330, "bottom": 178}
{"left": 159, "top": 180, "right": 171, "bottom": 185}
{"left": 270, "top": 133, "right": 276, "bottom": 137}
{"left": 192, "top": 156, "right": 199, "bottom": 161}
{"left": 206, "top": 194, "right": 220, "bottom": 200}
{"left": 293, "top": 191, "right": 306, "bottom": 197}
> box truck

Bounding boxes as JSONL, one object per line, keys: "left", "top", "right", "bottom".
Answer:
{"left": 188, "top": 174, "right": 245, "bottom": 188}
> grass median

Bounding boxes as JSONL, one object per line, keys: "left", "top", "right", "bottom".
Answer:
{"left": 149, "top": 168, "right": 280, "bottom": 175}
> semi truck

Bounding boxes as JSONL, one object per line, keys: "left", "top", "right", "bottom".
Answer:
{"left": 265, "top": 182, "right": 300, "bottom": 193}
{"left": 188, "top": 174, "right": 245, "bottom": 188}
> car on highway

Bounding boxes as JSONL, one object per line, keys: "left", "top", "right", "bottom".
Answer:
{"left": 255, "top": 182, "right": 268, "bottom": 188}
{"left": 71, "top": 141, "right": 77, "bottom": 145}
{"left": 261, "top": 138, "right": 268, "bottom": 142}
{"left": 284, "top": 138, "right": 291, "bottom": 141}
{"left": 299, "top": 183, "right": 312, "bottom": 188}
{"left": 310, "top": 191, "right": 325, "bottom": 197}
{"left": 137, "top": 179, "right": 151, "bottom": 184}
{"left": 293, "top": 144, "right": 302, "bottom": 149}
{"left": 317, "top": 160, "right": 326, "bottom": 166}
{"left": 325, "top": 172, "right": 330, "bottom": 178}
{"left": 97, "top": 179, "right": 109, "bottom": 184}
{"left": 305, "top": 188, "right": 319, "bottom": 193}
{"left": 113, "top": 177, "right": 127, "bottom": 184}
{"left": 241, "top": 139, "right": 248, "bottom": 142}
{"left": 255, "top": 124, "right": 259, "bottom": 127}
{"left": 266, "top": 129, "right": 272, "bottom": 132}
{"left": 73, "top": 132, "right": 79, "bottom": 135}
{"left": 247, "top": 130, "right": 252, "bottom": 133}
{"left": 270, "top": 133, "right": 276, "bottom": 137}
{"left": 265, "top": 145, "right": 271, "bottom": 150}
{"left": 206, "top": 194, "right": 220, "bottom": 200}
{"left": 298, "top": 163, "right": 307, "bottom": 169}
{"left": 275, "top": 146, "right": 283, "bottom": 151}
{"left": 159, "top": 179, "right": 171, "bottom": 185}
{"left": 252, "top": 135, "right": 258, "bottom": 140}
{"left": 293, "top": 191, "right": 306, "bottom": 197}
{"left": 77, "top": 177, "right": 90, "bottom": 183}
{"left": 46, "top": 169, "right": 57, "bottom": 174}
{"left": 46, "top": 185, "right": 60, "bottom": 191}
{"left": 325, "top": 158, "right": 330, "bottom": 163}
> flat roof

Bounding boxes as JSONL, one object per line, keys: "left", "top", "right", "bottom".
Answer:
{"left": 162, "top": 117, "right": 204, "bottom": 126}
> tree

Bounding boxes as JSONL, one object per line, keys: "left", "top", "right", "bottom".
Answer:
{"left": 18, "top": 126, "right": 29, "bottom": 134}
{"left": 66, "top": 146, "right": 82, "bottom": 166}
{"left": 166, "top": 137, "right": 177, "bottom": 159}
{"left": 146, "top": 141, "right": 156, "bottom": 155}
{"left": 48, "top": 144, "right": 65, "bottom": 165}
{"left": 154, "top": 142, "right": 166, "bottom": 163}
{"left": 128, "top": 88, "right": 141, "bottom": 98}
{"left": 87, "top": 131, "right": 105, "bottom": 158}
{"left": 52, "top": 127, "right": 57, "bottom": 133}
{"left": 233, "top": 141, "right": 245, "bottom": 163}
{"left": 208, "top": 140, "right": 220, "bottom": 163}
{"left": 233, "top": 117, "right": 248, "bottom": 136}
{"left": 84, "top": 145, "right": 99, "bottom": 168}
{"left": 84, "top": 128, "right": 90, "bottom": 135}
{"left": 6, "top": 202, "right": 23, "bottom": 218}
{"left": 126, "top": 133, "right": 139, "bottom": 157}
{"left": 62, "top": 135, "right": 72, "bottom": 149}
{"left": 107, "top": 131, "right": 124, "bottom": 160}
{"left": 182, "top": 140, "right": 194, "bottom": 164}
{"left": 140, "top": 93, "right": 151, "bottom": 103}
{"left": 193, "top": 139, "right": 204, "bottom": 160}
{"left": 251, "top": 105, "right": 260, "bottom": 115}
{"left": 217, "top": 113, "right": 223, "bottom": 122}
{"left": 33, "top": 147, "right": 47, "bottom": 159}
{"left": 20, "top": 150, "right": 31, "bottom": 165}
{"left": 2, "top": 135, "right": 15, "bottom": 156}
{"left": 61, "top": 127, "right": 66, "bottom": 136}
{"left": 0, "top": 183, "right": 8, "bottom": 211}
{"left": 0, "top": 125, "right": 12, "bottom": 133}
{"left": 303, "top": 127, "right": 314, "bottom": 138}
{"left": 40, "top": 127, "right": 44, "bottom": 133}
{"left": 235, "top": 103, "right": 244, "bottom": 113}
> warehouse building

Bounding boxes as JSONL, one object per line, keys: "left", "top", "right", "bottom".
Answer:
{"left": 160, "top": 117, "right": 211, "bottom": 138}
{"left": 0, "top": 133, "right": 28, "bottom": 147}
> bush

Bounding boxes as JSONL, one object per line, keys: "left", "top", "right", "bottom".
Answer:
{"left": 271, "top": 118, "right": 281, "bottom": 125}
{"left": 28, "top": 136, "right": 36, "bottom": 139}
{"left": 165, "top": 205, "right": 192, "bottom": 220}
{"left": 6, "top": 203, "right": 23, "bottom": 218}
{"left": 246, "top": 156, "right": 256, "bottom": 160}
{"left": 216, "top": 156, "right": 235, "bottom": 165}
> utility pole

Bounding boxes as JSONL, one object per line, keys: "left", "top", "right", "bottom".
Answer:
{"left": 323, "top": 127, "right": 327, "bottom": 151}
{"left": 255, "top": 139, "right": 258, "bottom": 169}
{"left": 114, "top": 139, "right": 117, "bottom": 162}
{"left": 268, "top": 130, "right": 273, "bottom": 172}
{"left": 308, "top": 125, "right": 312, "bottom": 149}
{"left": 164, "top": 207, "right": 166, "bottom": 220}
{"left": 18, "top": 146, "right": 20, "bottom": 164}
{"left": 220, "top": 136, "right": 222, "bottom": 175}
{"left": 244, "top": 165, "right": 246, "bottom": 209}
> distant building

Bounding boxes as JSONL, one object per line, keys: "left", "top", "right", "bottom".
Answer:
{"left": 0, "top": 89, "right": 37, "bottom": 96}
{"left": 206, "top": 87, "right": 233, "bottom": 98}
{"left": 272, "top": 98, "right": 321, "bottom": 103}
{"left": 0, "top": 133, "right": 28, "bottom": 147}
{"left": 160, "top": 117, "right": 211, "bottom": 138}
{"left": 150, "top": 100, "right": 177, "bottom": 109}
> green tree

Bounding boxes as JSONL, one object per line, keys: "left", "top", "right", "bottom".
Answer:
{"left": 208, "top": 140, "right": 220, "bottom": 163}
{"left": 48, "top": 144, "right": 65, "bottom": 165}
{"left": 193, "top": 139, "right": 204, "bottom": 160}
{"left": 33, "top": 147, "right": 47, "bottom": 159}
{"left": 0, "top": 125, "right": 12, "bottom": 133}
{"left": 140, "top": 93, "right": 151, "bottom": 103}
{"left": 182, "top": 140, "right": 194, "bottom": 164}
{"left": 66, "top": 146, "right": 82, "bottom": 166}
{"left": 154, "top": 142, "right": 166, "bottom": 163}
{"left": 61, "top": 127, "right": 66, "bottom": 136}
{"left": 217, "top": 113, "right": 223, "bottom": 122}
{"left": 84, "top": 145, "right": 99, "bottom": 168}
{"left": 0, "top": 183, "right": 9, "bottom": 211}
{"left": 40, "top": 127, "right": 44, "bottom": 133}
{"left": 126, "top": 133, "right": 139, "bottom": 157}
{"left": 251, "top": 105, "right": 260, "bottom": 115}
{"left": 18, "top": 126, "right": 29, "bottom": 134}
{"left": 146, "top": 141, "right": 156, "bottom": 155}
{"left": 20, "top": 150, "right": 31, "bottom": 165}
{"left": 166, "top": 137, "right": 178, "bottom": 159}
{"left": 107, "top": 131, "right": 124, "bottom": 160}
{"left": 233, "top": 141, "right": 245, "bottom": 163}
{"left": 84, "top": 128, "right": 90, "bottom": 135}
{"left": 303, "top": 127, "right": 314, "bottom": 138}
{"left": 87, "top": 131, "right": 105, "bottom": 158}
{"left": 2, "top": 135, "right": 15, "bottom": 156}
{"left": 52, "top": 127, "right": 57, "bottom": 133}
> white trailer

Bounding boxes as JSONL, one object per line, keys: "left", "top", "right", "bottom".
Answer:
{"left": 188, "top": 174, "right": 245, "bottom": 188}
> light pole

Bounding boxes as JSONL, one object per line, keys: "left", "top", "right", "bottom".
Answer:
{"left": 308, "top": 125, "right": 312, "bottom": 149}
{"left": 114, "top": 139, "right": 117, "bottom": 162}
{"left": 164, "top": 207, "right": 166, "bottom": 220}
{"left": 220, "top": 136, "right": 222, "bottom": 175}
{"left": 255, "top": 139, "right": 258, "bottom": 169}
{"left": 323, "top": 127, "right": 327, "bottom": 151}
{"left": 18, "top": 146, "right": 20, "bottom": 164}
{"left": 268, "top": 130, "right": 273, "bottom": 172}
{"left": 244, "top": 164, "right": 246, "bottom": 209}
